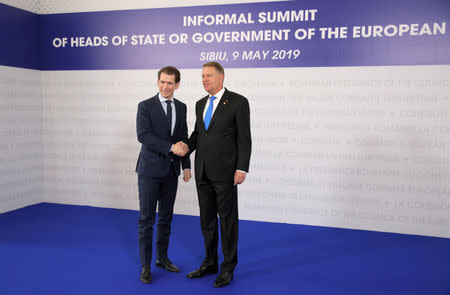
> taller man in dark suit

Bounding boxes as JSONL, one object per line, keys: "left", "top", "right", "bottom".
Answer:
{"left": 186, "top": 62, "right": 252, "bottom": 287}
{"left": 136, "top": 66, "right": 191, "bottom": 284}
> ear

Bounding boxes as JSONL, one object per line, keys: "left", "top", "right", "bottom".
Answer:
{"left": 175, "top": 82, "right": 180, "bottom": 90}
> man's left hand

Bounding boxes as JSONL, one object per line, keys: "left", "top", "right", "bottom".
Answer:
{"left": 234, "top": 171, "right": 246, "bottom": 185}
{"left": 183, "top": 169, "right": 191, "bottom": 182}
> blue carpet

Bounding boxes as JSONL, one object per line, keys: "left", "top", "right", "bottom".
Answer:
{"left": 0, "top": 203, "right": 449, "bottom": 294}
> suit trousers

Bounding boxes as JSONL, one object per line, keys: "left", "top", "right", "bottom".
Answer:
{"left": 196, "top": 169, "right": 238, "bottom": 273}
{"left": 138, "top": 164, "right": 178, "bottom": 266}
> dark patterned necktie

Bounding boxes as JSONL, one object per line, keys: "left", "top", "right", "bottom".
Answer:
{"left": 166, "top": 100, "right": 172, "bottom": 135}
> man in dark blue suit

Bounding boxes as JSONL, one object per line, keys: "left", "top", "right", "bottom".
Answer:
{"left": 135, "top": 66, "right": 191, "bottom": 284}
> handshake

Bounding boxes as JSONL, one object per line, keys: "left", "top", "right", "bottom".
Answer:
{"left": 172, "top": 141, "right": 189, "bottom": 157}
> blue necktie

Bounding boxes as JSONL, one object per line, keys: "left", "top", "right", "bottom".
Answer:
{"left": 204, "top": 96, "right": 216, "bottom": 131}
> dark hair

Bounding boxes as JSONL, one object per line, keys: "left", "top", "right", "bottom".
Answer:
{"left": 203, "top": 62, "right": 224, "bottom": 75}
{"left": 158, "top": 66, "right": 181, "bottom": 83}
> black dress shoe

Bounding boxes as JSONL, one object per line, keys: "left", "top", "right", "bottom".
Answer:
{"left": 140, "top": 265, "right": 152, "bottom": 284}
{"left": 186, "top": 265, "right": 218, "bottom": 279}
{"left": 155, "top": 258, "right": 180, "bottom": 272}
{"left": 214, "top": 271, "right": 233, "bottom": 288}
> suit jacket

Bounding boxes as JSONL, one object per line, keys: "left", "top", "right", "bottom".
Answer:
{"left": 188, "top": 88, "right": 251, "bottom": 181}
{"left": 136, "top": 94, "right": 190, "bottom": 177}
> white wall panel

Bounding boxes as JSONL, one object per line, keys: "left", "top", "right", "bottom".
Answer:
{"left": 0, "top": 66, "right": 42, "bottom": 213}
{"left": 41, "top": 65, "right": 450, "bottom": 237}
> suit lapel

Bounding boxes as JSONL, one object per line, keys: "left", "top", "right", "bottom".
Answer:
{"left": 198, "top": 96, "right": 208, "bottom": 133}
{"left": 151, "top": 95, "right": 171, "bottom": 135}
{"left": 172, "top": 98, "right": 182, "bottom": 135}
{"left": 207, "top": 89, "right": 230, "bottom": 131}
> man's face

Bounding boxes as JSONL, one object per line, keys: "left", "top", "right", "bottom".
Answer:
{"left": 202, "top": 66, "right": 224, "bottom": 95}
{"left": 158, "top": 72, "right": 179, "bottom": 99}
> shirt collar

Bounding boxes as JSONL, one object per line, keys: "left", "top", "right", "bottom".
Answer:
{"left": 209, "top": 87, "right": 225, "bottom": 101}
{"left": 158, "top": 93, "right": 174, "bottom": 103}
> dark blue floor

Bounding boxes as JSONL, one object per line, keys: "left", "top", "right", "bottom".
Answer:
{"left": 0, "top": 203, "right": 449, "bottom": 295}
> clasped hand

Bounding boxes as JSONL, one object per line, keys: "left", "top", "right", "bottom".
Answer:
{"left": 172, "top": 141, "right": 189, "bottom": 157}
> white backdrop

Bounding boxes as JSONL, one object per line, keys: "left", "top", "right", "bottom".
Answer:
{"left": 0, "top": 66, "right": 42, "bottom": 212}
{"left": 1, "top": 0, "right": 449, "bottom": 238}
{"left": 40, "top": 66, "right": 450, "bottom": 238}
